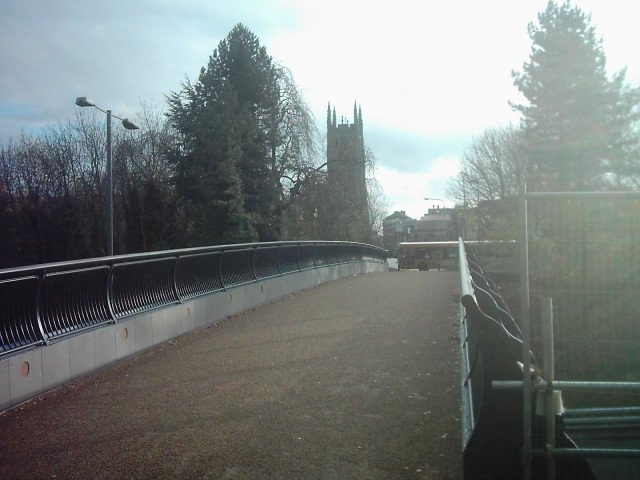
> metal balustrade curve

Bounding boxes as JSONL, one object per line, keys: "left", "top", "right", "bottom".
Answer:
{"left": 254, "top": 247, "right": 280, "bottom": 280}
{"left": 278, "top": 245, "right": 300, "bottom": 274}
{"left": 0, "top": 276, "right": 42, "bottom": 354}
{"left": 459, "top": 238, "right": 532, "bottom": 480}
{"left": 39, "top": 267, "right": 111, "bottom": 340}
{"left": 0, "top": 241, "right": 386, "bottom": 357}
{"left": 297, "top": 245, "right": 314, "bottom": 270}
{"left": 220, "top": 249, "right": 255, "bottom": 288}
{"left": 176, "top": 252, "right": 224, "bottom": 300}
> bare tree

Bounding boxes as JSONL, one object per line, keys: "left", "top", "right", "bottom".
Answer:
{"left": 449, "top": 125, "right": 527, "bottom": 206}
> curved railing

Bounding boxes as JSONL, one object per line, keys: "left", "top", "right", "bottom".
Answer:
{"left": 458, "top": 238, "right": 532, "bottom": 479}
{"left": 0, "top": 241, "right": 386, "bottom": 357}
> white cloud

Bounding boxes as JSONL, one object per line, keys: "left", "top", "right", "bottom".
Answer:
{"left": 3, "top": 0, "right": 640, "bottom": 218}
{"left": 376, "top": 156, "right": 460, "bottom": 220}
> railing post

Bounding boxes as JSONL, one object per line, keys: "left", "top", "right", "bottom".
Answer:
{"left": 311, "top": 243, "right": 318, "bottom": 269}
{"left": 173, "top": 255, "right": 182, "bottom": 303}
{"left": 542, "top": 297, "right": 556, "bottom": 480}
{"left": 219, "top": 250, "right": 227, "bottom": 291}
{"left": 106, "top": 263, "right": 116, "bottom": 322}
{"left": 251, "top": 247, "right": 258, "bottom": 283}
{"left": 35, "top": 273, "right": 49, "bottom": 345}
{"left": 520, "top": 185, "right": 532, "bottom": 480}
{"left": 276, "top": 245, "right": 283, "bottom": 276}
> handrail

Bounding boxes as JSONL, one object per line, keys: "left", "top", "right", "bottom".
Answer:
{"left": 0, "top": 241, "right": 387, "bottom": 356}
{"left": 458, "top": 237, "right": 475, "bottom": 302}
{"left": 0, "top": 240, "right": 385, "bottom": 279}
{"left": 459, "top": 238, "right": 537, "bottom": 479}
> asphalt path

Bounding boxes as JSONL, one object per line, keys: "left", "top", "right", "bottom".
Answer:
{"left": 0, "top": 270, "right": 462, "bottom": 479}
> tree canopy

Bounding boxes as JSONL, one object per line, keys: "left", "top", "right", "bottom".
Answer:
{"left": 512, "top": 0, "right": 640, "bottom": 191}
{"left": 167, "top": 23, "right": 319, "bottom": 246}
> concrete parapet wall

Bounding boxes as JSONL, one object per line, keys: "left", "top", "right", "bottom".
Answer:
{"left": 0, "top": 261, "right": 386, "bottom": 411}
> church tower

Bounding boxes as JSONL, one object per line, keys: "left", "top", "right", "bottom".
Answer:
{"left": 326, "top": 102, "right": 370, "bottom": 241}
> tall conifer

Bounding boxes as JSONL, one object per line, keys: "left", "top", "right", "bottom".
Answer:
{"left": 512, "top": 1, "right": 640, "bottom": 190}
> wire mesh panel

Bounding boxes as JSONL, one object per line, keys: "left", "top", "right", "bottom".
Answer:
{"left": 527, "top": 197, "right": 640, "bottom": 396}
{"left": 313, "top": 245, "right": 328, "bottom": 267}
{"left": 277, "top": 245, "right": 299, "bottom": 274}
{"left": 350, "top": 246, "right": 364, "bottom": 263}
{"left": 220, "top": 249, "right": 255, "bottom": 288}
{"left": 254, "top": 247, "right": 280, "bottom": 280}
{"left": 111, "top": 258, "right": 178, "bottom": 317}
{"left": 327, "top": 245, "right": 342, "bottom": 265}
{"left": 523, "top": 194, "right": 640, "bottom": 479}
{"left": 336, "top": 245, "right": 350, "bottom": 264}
{"left": 176, "top": 252, "right": 223, "bottom": 300}
{"left": 361, "top": 249, "right": 372, "bottom": 263}
{"left": 297, "top": 245, "right": 315, "bottom": 270}
{"left": 39, "top": 267, "right": 111, "bottom": 340}
{"left": 0, "top": 276, "right": 42, "bottom": 355}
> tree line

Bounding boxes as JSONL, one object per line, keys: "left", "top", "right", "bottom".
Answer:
{"left": 0, "top": 24, "right": 382, "bottom": 268}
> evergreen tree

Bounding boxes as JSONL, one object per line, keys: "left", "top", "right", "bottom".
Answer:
{"left": 512, "top": 0, "right": 640, "bottom": 191}
{"left": 167, "top": 24, "right": 286, "bottom": 244}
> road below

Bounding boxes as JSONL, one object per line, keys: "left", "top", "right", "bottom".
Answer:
{"left": 0, "top": 270, "right": 462, "bottom": 479}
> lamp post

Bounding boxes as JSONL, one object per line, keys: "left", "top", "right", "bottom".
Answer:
{"left": 75, "top": 97, "right": 139, "bottom": 256}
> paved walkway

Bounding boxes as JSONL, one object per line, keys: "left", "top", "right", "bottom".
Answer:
{"left": 0, "top": 271, "right": 462, "bottom": 479}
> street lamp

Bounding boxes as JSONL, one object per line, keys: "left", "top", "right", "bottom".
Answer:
{"left": 75, "top": 97, "right": 139, "bottom": 256}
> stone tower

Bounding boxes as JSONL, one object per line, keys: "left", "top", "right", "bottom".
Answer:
{"left": 326, "top": 102, "right": 370, "bottom": 241}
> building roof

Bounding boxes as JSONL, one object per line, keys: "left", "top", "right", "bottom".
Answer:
{"left": 383, "top": 210, "right": 415, "bottom": 222}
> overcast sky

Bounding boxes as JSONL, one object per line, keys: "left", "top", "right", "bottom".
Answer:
{"left": 2, "top": 0, "right": 639, "bottom": 219}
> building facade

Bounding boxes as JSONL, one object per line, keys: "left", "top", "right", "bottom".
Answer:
{"left": 413, "top": 208, "right": 457, "bottom": 242}
{"left": 382, "top": 210, "right": 417, "bottom": 256}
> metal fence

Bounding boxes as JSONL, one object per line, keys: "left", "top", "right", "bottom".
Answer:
{"left": 0, "top": 241, "right": 386, "bottom": 357}
{"left": 464, "top": 192, "right": 640, "bottom": 479}
{"left": 519, "top": 191, "right": 640, "bottom": 480}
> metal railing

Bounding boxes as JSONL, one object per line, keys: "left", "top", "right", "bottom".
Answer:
{"left": 0, "top": 241, "right": 386, "bottom": 357}
{"left": 459, "top": 237, "right": 530, "bottom": 479}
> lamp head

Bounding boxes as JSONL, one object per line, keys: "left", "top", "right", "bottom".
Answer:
{"left": 75, "top": 96, "right": 95, "bottom": 107}
{"left": 121, "top": 118, "right": 139, "bottom": 130}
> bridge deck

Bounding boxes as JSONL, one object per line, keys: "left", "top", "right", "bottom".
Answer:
{"left": 0, "top": 271, "right": 462, "bottom": 479}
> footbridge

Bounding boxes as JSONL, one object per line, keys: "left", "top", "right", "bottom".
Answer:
{"left": 0, "top": 242, "right": 461, "bottom": 479}
{"left": 1, "top": 222, "right": 639, "bottom": 479}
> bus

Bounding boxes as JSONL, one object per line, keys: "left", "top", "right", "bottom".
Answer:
{"left": 397, "top": 241, "right": 459, "bottom": 270}
{"left": 397, "top": 240, "right": 517, "bottom": 271}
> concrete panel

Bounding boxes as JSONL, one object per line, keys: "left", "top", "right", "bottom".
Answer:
{"left": 179, "top": 304, "right": 195, "bottom": 334}
{"left": 0, "top": 358, "right": 10, "bottom": 410}
{"left": 94, "top": 326, "right": 116, "bottom": 369}
{"left": 69, "top": 332, "right": 95, "bottom": 378}
{"left": 152, "top": 308, "right": 170, "bottom": 345}
{"left": 184, "top": 298, "right": 207, "bottom": 329}
{"left": 165, "top": 307, "right": 182, "bottom": 340}
{"left": 197, "top": 293, "right": 228, "bottom": 327}
{"left": 261, "top": 276, "right": 288, "bottom": 304}
{"left": 132, "top": 313, "right": 153, "bottom": 352}
{"left": 9, "top": 349, "right": 43, "bottom": 405}
{"left": 233, "top": 283, "right": 264, "bottom": 313}
{"left": 227, "top": 288, "right": 248, "bottom": 317}
{"left": 115, "top": 323, "right": 135, "bottom": 360}
{"left": 42, "top": 341, "right": 70, "bottom": 391}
